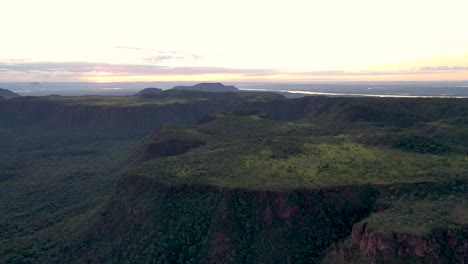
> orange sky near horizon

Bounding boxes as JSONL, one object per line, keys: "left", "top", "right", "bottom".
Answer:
{"left": 83, "top": 71, "right": 468, "bottom": 83}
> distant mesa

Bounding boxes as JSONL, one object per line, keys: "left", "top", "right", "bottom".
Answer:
{"left": 0, "top": 88, "right": 20, "bottom": 99}
{"left": 136, "top": 87, "right": 163, "bottom": 97}
{"left": 172, "top": 82, "right": 238, "bottom": 92}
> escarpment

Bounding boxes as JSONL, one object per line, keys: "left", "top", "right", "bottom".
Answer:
{"left": 62, "top": 175, "right": 379, "bottom": 264}
{"left": 0, "top": 93, "right": 252, "bottom": 135}
{"left": 323, "top": 181, "right": 468, "bottom": 264}
{"left": 324, "top": 221, "right": 468, "bottom": 264}
{"left": 2, "top": 93, "right": 464, "bottom": 136}
{"left": 0, "top": 91, "right": 291, "bottom": 136}
{"left": 58, "top": 102, "right": 467, "bottom": 263}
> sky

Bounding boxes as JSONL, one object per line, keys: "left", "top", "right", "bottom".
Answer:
{"left": 1, "top": 0, "right": 467, "bottom": 82}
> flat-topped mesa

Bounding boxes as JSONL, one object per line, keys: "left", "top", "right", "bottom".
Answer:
{"left": 172, "top": 82, "right": 239, "bottom": 92}
{"left": 0, "top": 88, "right": 20, "bottom": 99}
{"left": 135, "top": 87, "right": 163, "bottom": 97}
{"left": 124, "top": 106, "right": 468, "bottom": 190}
{"left": 50, "top": 97, "right": 467, "bottom": 264}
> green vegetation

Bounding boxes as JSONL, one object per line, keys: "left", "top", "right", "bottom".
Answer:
{"left": 237, "top": 91, "right": 285, "bottom": 102}
{"left": 116, "top": 101, "right": 467, "bottom": 263}
{"left": 0, "top": 129, "right": 138, "bottom": 263}
{"left": 28, "top": 90, "right": 284, "bottom": 107}
{"left": 0, "top": 94, "right": 467, "bottom": 263}
{"left": 37, "top": 95, "right": 201, "bottom": 107}
{"left": 130, "top": 114, "right": 467, "bottom": 190}
{"left": 57, "top": 180, "right": 378, "bottom": 264}
{"left": 364, "top": 180, "right": 467, "bottom": 235}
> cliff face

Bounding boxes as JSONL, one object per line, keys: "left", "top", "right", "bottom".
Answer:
{"left": 3, "top": 95, "right": 464, "bottom": 136}
{"left": 324, "top": 221, "right": 468, "bottom": 264}
{"left": 248, "top": 96, "right": 468, "bottom": 126}
{"left": 0, "top": 91, "right": 291, "bottom": 136}
{"left": 59, "top": 175, "right": 378, "bottom": 264}
{"left": 0, "top": 97, "right": 241, "bottom": 136}
{"left": 354, "top": 222, "right": 467, "bottom": 262}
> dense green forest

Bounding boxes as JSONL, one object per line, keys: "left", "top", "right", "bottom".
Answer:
{"left": 0, "top": 130, "right": 138, "bottom": 263}
{"left": 0, "top": 91, "right": 466, "bottom": 263}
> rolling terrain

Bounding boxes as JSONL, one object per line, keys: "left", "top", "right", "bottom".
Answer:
{"left": 0, "top": 87, "right": 466, "bottom": 263}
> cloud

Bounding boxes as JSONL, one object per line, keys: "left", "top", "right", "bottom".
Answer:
{"left": 1, "top": 60, "right": 467, "bottom": 82}
{"left": 295, "top": 66, "right": 468, "bottom": 76}
{"left": 0, "top": 58, "right": 32, "bottom": 63}
{"left": 142, "top": 55, "right": 179, "bottom": 64}
{"left": 419, "top": 66, "right": 468, "bottom": 71}
{"left": 113, "top": 46, "right": 146, "bottom": 51}
{"left": 0, "top": 61, "right": 278, "bottom": 77}
{"left": 113, "top": 46, "right": 204, "bottom": 62}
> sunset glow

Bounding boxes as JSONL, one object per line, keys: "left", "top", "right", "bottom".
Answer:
{"left": 1, "top": 0, "right": 467, "bottom": 82}
{"left": 83, "top": 71, "right": 468, "bottom": 83}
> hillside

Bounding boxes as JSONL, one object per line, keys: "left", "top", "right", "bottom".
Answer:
{"left": 0, "top": 88, "right": 20, "bottom": 99}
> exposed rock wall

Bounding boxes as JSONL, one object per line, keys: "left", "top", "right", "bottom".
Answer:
{"left": 324, "top": 221, "right": 468, "bottom": 264}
